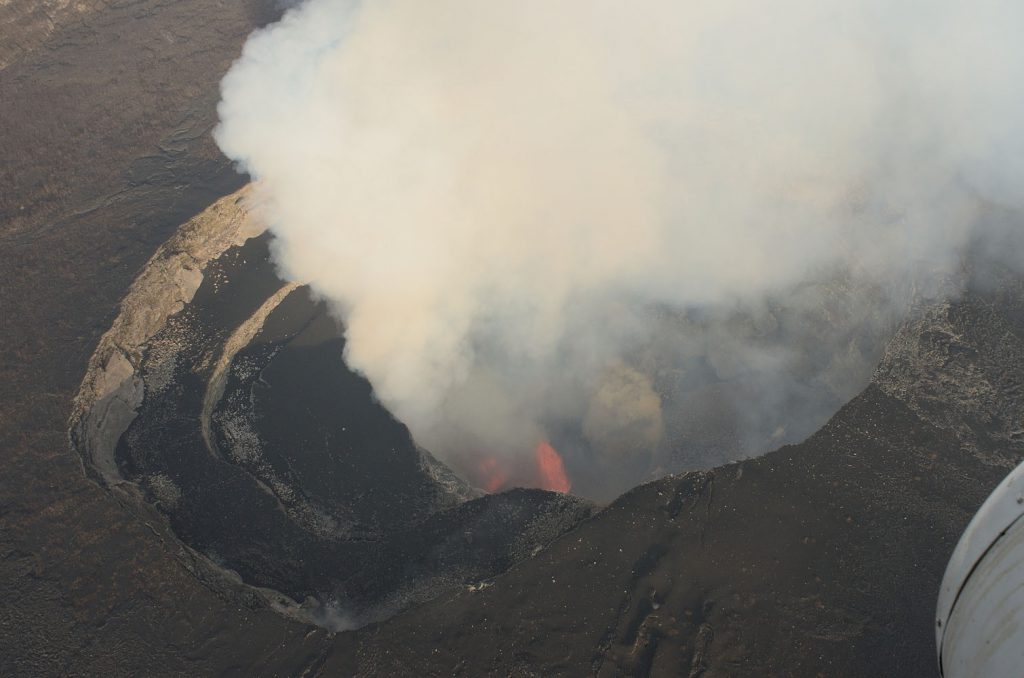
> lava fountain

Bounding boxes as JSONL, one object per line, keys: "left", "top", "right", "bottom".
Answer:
{"left": 471, "top": 441, "right": 572, "bottom": 494}
{"left": 477, "top": 457, "right": 510, "bottom": 494}
{"left": 535, "top": 441, "right": 571, "bottom": 493}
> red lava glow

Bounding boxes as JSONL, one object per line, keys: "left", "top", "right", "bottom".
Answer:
{"left": 478, "top": 457, "right": 509, "bottom": 493}
{"left": 535, "top": 441, "right": 571, "bottom": 493}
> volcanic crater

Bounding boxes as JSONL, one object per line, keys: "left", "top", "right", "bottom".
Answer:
{"left": 68, "top": 184, "right": 915, "bottom": 630}
{"left": 69, "top": 188, "right": 595, "bottom": 626}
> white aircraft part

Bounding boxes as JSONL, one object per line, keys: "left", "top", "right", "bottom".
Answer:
{"left": 937, "top": 460, "right": 1024, "bottom": 677}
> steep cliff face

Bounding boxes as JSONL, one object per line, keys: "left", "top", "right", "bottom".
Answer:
{"left": 70, "top": 187, "right": 262, "bottom": 486}
{"left": 874, "top": 272, "right": 1024, "bottom": 467}
{"left": 875, "top": 303, "right": 1024, "bottom": 463}
{"left": 69, "top": 190, "right": 593, "bottom": 626}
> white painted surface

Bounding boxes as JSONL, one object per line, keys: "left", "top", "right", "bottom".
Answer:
{"left": 937, "top": 460, "right": 1024, "bottom": 677}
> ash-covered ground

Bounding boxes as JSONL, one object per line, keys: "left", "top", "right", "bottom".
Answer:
{"left": 3, "top": 1, "right": 1024, "bottom": 677}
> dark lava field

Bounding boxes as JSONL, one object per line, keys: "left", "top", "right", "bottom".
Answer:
{"left": 3, "top": 2, "right": 1024, "bottom": 677}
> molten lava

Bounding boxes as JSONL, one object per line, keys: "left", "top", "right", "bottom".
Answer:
{"left": 478, "top": 457, "right": 509, "bottom": 493}
{"left": 535, "top": 441, "right": 571, "bottom": 493}
{"left": 473, "top": 442, "right": 571, "bottom": 494}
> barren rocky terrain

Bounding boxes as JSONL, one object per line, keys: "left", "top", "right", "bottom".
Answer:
{"left": 2, "top": 2, "right": 1022, "bottom": 676}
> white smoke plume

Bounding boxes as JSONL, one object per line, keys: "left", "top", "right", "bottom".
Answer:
{"left": 216, "top": 0, "right": 1024, "bottom": 498}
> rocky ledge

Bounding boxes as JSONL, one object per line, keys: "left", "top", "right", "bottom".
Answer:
{"left": 68, "top": 187, "right": 594, "bottom": 627}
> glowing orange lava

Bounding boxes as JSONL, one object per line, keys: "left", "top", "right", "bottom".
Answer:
{"left": 535, "top": 441, "right": 571, "bottom": 493}
{"left": 478, "top": 457, "right": 509, "bottom": 493}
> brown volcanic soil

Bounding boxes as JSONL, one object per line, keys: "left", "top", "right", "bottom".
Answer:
{"left": 347, "top": 385, "right": 1003, "bottom": 676}
{"left": 2, "top": 2, "right": 1023, "bottom": 677}
{"left": 0, "top": 2, "right": 332, "bottom": 676}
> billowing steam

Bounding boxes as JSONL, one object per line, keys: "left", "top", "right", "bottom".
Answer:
{"left": 216, "top": 0, "right": 1024, "bottom": 499}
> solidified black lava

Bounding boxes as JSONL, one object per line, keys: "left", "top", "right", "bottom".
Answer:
{"left": 115, "top": 233, "right": 594, "bottom": 619}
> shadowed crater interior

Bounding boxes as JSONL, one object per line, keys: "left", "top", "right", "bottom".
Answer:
{"left": 71, "top": 203, "right": 594, "bottom": 627}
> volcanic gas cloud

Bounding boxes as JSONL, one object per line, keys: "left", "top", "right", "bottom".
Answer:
{"left": 216, "top": 0, "right": 1024, "bottom": 498}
